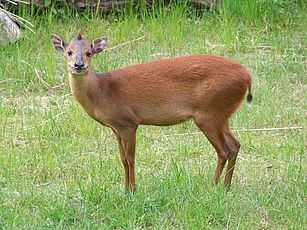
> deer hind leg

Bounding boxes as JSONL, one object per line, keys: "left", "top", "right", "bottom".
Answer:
{"left": 194, "top": 115, "right": 239, "bottom": 186}
{"left": 194, "top": 114, "right": 228, "bottom": 185}
{"left": 223, "top": 122, "right": 241, "bottom": 187}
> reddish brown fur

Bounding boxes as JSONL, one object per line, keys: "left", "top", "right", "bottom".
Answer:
{"left": 52, "top": 34, "right": 252, "bottom": 191}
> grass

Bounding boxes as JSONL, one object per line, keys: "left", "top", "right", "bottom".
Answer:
{"left": 0, "top": 0, "right": 306, "bottom": 228}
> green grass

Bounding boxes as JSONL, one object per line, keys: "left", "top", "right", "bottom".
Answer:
{"left": 0, "top": 1, "right": 306, "bottom": 229}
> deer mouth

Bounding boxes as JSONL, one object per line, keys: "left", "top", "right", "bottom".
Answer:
{"left": 70, "top": 66, "right": 88, "bottom": 75}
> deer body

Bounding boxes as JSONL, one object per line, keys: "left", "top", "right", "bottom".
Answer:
{"left": 52, "top": 34, "right": 252, "bottom": 191}
{"left": 70, "top": 55, "right": 251, "bottom": 127}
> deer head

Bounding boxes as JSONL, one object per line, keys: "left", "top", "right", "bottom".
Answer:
{"left": 51, "top": 33, "right": 107, "bottom": 75}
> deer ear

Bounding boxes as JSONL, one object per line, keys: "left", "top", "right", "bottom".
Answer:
{"left": 51, "top": 34, "right": 67, "bottom": 53}
{"left": 91, "top": 37, "right": 107, "bottom": 54}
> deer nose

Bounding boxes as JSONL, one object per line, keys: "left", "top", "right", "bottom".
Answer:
{"left": 74, "top": 61, "right": 85, "bottom": 70}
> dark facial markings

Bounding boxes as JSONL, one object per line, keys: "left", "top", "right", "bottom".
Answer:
{"left": 70, "top": 39, "right": 93, "bottom": 62}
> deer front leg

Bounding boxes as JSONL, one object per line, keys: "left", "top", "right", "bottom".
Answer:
{"left": 114, "top": 132, "right": 129, "bottom": 189}
{"left": 113, "top": 126, "right": 137, "bottom": 192}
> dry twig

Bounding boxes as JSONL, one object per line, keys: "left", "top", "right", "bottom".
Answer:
{"left": 161, "top": 126, "right": 304, "bottom": 137}
{"left": 106, "top": 35, "right": 147, "bottom": 51}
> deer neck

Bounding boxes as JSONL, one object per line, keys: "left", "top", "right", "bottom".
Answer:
{"left": 69, "top": 71, "right": 93, "bottom": 111}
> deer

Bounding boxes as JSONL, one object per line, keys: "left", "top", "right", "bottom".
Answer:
{"left": 51, "top": 33, "right": 252, "bottom": 192}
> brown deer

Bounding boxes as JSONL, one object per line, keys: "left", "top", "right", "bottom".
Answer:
{"left": 51, "top": 33, "right": 252, "bottom": 192}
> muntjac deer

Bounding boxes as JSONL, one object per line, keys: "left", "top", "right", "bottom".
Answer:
{"left": 51, "top": 33, "right": 252, "bottom": 192}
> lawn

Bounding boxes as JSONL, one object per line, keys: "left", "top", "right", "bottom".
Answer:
{"left": 0, "top": 1, "right": 306, "bottom": 229}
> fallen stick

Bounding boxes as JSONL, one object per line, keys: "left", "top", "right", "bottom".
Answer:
{"left": 161, "top": 126, "right": 304, "bottom": 137}
{"left": 106, "top": 35, "right": 147, "bottom": 51}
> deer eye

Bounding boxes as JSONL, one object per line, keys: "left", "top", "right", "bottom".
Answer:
{"left": 67, "top": 51, "right": 73, "bottom": 56}
{"left": 86, "top": 52, "right": 92, "bottom": 57}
